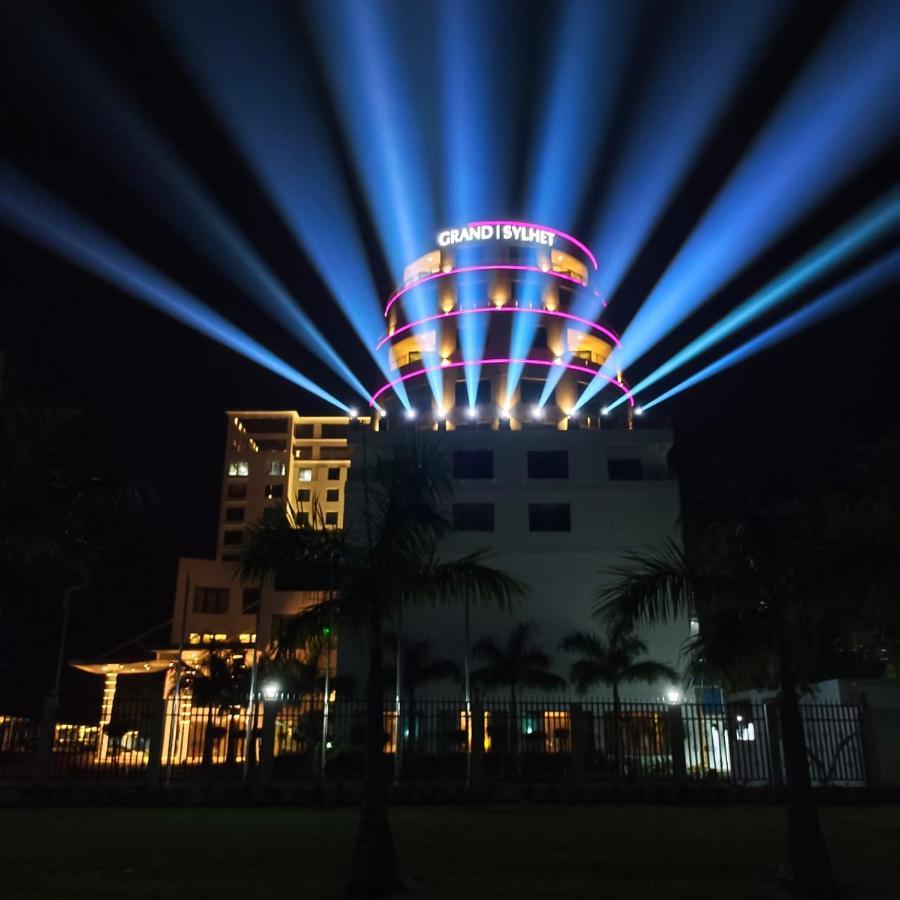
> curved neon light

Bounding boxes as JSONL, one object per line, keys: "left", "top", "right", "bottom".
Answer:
{"left": 384, "top": 264, "right": 587, "bottom": 316}
{"left": 369, "top": 358, "right": 634, "bottom": 406}
{"left": 467, "top": 220, "right": 598, "bottom": 270}
{"left": 375, "top": 306, "right": 621, "bottom": 350}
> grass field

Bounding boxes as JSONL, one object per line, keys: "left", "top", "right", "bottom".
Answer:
{"left": 0, "top": 804, "right": 897, "bottom": 898}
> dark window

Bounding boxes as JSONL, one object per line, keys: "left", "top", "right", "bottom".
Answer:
{"left": 519, "top": 379, "right": 543, "bottom": 406}
{"left": 452, "top": 503, "right": 495, "bottom": 531}
{"left": 608, "top": 459, "right": 643, "bottom": 481}
{"left": 528, "top": 503, "right": 571, "bottom": 532}
{"left": 226, "top": 483, "right": 247, "bottom": 500}
{"left": 264, "top": 484, "right": 284, "bottom": 500}
{"left": 257, "top": 440, "right": 286, "bottom": 452}
{"left": 294, "top": 424, "right": 315, "bottom": 438}
{"left": 324, "top": 511, "right": 339, "bottom": 526}
{"left": 327, "top": 467, "right": 341, "bottom": 481}
{"left": 452, "top": 450, "right": 493, "bottom": 479}
{"left": 321, "top": 424, "right": 347, "bottom": 439}
{"left": 326, "top": 489, "right": 340, "bottom": 503}
{"left": 193, "top": 587, "right": 229, "bottom": 614}
{"left": 225, "top": 506, "right": 245, "bottom": 522}
{"left": 297, "top": 488, "right": 311, "bottom": 503}
{"left": 223, "top": 530, "right": 244, "bottom": 546}
{"left": 454, "top": 379, "right": 491, "bottom": 407}
{"left": 528, "top": 450, "right": 569, "bottom": 479}
{"left": 243, "top": 417, "right": 288, "bottom": 435}
{"left": 242, "top": 588, "right": 261, "bottom": 614}
{"left": 532, "top": 327, "right": 548, "bottom": 350}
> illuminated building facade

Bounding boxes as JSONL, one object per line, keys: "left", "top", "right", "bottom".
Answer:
{"left": 78, "top": 224, "right": 686, "bottom": 716}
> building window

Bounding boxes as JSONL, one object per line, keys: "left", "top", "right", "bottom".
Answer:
{"left": 297, "top": 488, "right": 311, "bottom": 503}
{"left": 608, "top": 459, "right": 643, "bottom": 481}
{"left": 528, "top": 450, "right": 568, "bottom": 479}
{"left": 222, "top": 530, "right": 243, "bottom": 547}
{"left": 268, "top": 460, "right": 286, "bottom": 477}
{"left": 225, "top": 506, "right": 245, "bottom": 523}
{"left": 321, "top": 424, "right": 347, "bottom": 439}
{"left": 327, "top": 467, "right": 341, "bottom": 481}
{"left": 294, "top": 423, "right": 315, "bottom": 439}
{"left": 326, "top": 488, "right": 340, "bottom": 503}
{"left": 226, "top": 483, "right": 247, "bottom": 500}
{"left": 264, "top": 484, "right": 284, "bottom": 500}
{"left": 452, "top": 450, "right": 493, "bottom": 479}
{"left": 324, "top": 511, "right": 339, "bottom": 526}
{"left": 242, "top": 417, "right": 288, "bottom": 435}
{"left": 454, "top": 379, "right": 491, "bottom": 407}
{"left": 519, "top": 379, "right": 543, "bottom": 406}
{"left": 188, "top": 633, "right": 201, "bottom": 645}
{"left": 193, "top": 587, "right": 229, "bottom": 614}
{"left": 242, "top": 588, "right": 261, "bottom": 614}
{"left": 528, "top": 503, "right": 571, "bottom": 532}
{"left": 452, "top": 503, "right": 495, "bottom": 531}
{"left": 228, "top": 461, "right": 249, "bottom": 477}
{"left": 298, "top": 467, "right": 313, "bottom": 482}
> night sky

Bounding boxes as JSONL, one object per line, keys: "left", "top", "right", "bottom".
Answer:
{"left": 1, "top": 0, "right": 894, "bottom": 711}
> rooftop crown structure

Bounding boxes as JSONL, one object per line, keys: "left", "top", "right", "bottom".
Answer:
{"left": 374, "top": 220, "right": 634, "bottom": 428}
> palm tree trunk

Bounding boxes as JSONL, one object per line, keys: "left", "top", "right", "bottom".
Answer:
{"left": 349, "top": 601, "right": 401, "bottom": 895}
{"left": 509, "top": 686, "right": 518, "bottom": 763}
{"left": 408, "top": 688, "right": 418, "bottom": 779}
{"left": 611, "top": 684, "right": 621, "bottom": 781}
{"left": 773, "top": 604, "right": 836, "bottom": 897}
{"left": 202, "top": 706, "right": 215, "bottom": 769}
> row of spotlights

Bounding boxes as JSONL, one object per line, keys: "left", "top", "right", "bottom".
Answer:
{"left": 369, "top": 405, "right": 642, "bottom": 421}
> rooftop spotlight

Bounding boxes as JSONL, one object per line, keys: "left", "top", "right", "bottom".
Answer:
{"left": 634, "top": 406, "right": 644, "bottom": 416}
{"left": 499, "top": 407, "right": 511, "bottom": 419}
{"left": 348, "top": 407, "right": 359, "bottom": 419}
{"left": 553, "top": 356, "right": 563, "bottom": 365}
{"left": 467, "top": 406, "right": 478, "bottom": 419}
{"left": 441, "top": 262, "right": 452, "bottom": 274}
{"left": 531, "top": 406, "right": 544, "bottom": 420}
{"left": 540, "top": 260, "right": 550, "bottom": 272}
{"left": 405, "top": 408, "right": 417, "bottom": 421}
{"left": 435, "top": 408, "right": 447, "bottom": 420}
{"left": 566, "top": 409, "right": 578, "bottom": 418}
{"left": 440, "top": 356, "right": 451, "bottom": 367}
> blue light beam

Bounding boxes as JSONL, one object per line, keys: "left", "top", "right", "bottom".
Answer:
{"left": 641, "top": 252, "right": 899, "bottom": 411}
{"left": 604, "top": 191, "right": 899, "bottom": 412}
{"left": 578, "top": 0, "right": 896, "bottom": 410}
{"left": 154, "top": 0, "right": 401, "bottom": 406}
{"left": 0, "top": 166, "right": 350, "bottom": 413}
{"left": 590, "top": 1, "right": 781, "bottom": 303}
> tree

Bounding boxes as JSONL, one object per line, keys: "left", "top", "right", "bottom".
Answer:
{"left": 560, "top": 622, "right": 678, "bottom": 775}
{"left": 187, "top": 648, "right": 251, "bottom": 768}
{"left": 383, "top": 635, "right": 460, "bottom": 762}
{"left": 471, "top": 621, "right": 566, "bottom": 758}
{"left": 239, "top": 433, "right": 526, "bottom": 895}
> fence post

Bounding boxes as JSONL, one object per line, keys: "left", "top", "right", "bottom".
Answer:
{"left": 469, "top": 698, "right": 484, "bottom": 789}
{"left": 146, "top": 698, "right": 167, "bottom": 789}
{"left": 763, "top": 699, "right": 784, "bottom": 789}
{"left": 258, "top": 700, "right": 277, "bottom": 786}
{"left": 857, "top": 695, "right": 881, "bottom": 789}
{"left": 668, "top": 704, "right": 687, "bottom": 785}
{"left": 33, "top": 695, "right": 58, "bottom": 781}
{"left": 570, "top": 702, "right": 586, "bottom": 785}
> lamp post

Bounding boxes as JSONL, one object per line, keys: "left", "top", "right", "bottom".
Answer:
{"left": 50, "top": 581, "right": 89, "bottom": 702}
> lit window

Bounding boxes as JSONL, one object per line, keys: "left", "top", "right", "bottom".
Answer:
{"left": 298, "top": 468, "right": 313, "bottom": 482}
{"left": 228, "top": 461, "right": 250, "bottom": 477}
{"left": 188, "top": 633, "right": 201, "bottom": 645}
{"left": 213, "top": 633, "right": 227, "bottom": 643}
{"left": 238, "top": 633, "right": 253, "bottom": 644}
{"left": 202, "top": 633, "right": 215, "bottom": 643}
{"left": 268, "top": 460, "right": 286, "bottom": 477}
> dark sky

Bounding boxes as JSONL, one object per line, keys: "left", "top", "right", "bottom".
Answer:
{"left": 0, "top": 0, "right": 894, "bottom": 710}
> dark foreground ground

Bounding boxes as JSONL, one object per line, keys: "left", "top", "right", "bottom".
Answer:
{"left": 0, "top": 804, "right": 897, "bottom": 899}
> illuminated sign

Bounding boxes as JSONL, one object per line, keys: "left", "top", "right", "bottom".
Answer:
{"left": 437, "top": 223, "right": 556, "bottom": 248}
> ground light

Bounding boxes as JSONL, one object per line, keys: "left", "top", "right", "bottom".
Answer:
{"left": 262, "top": 682, "right": 280, "bottom": 701}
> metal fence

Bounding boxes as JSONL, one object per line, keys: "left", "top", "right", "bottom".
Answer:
{"left": 0, "top": 696, "right": 869, "bottom": 788}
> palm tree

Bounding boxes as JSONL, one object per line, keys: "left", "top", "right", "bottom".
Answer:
{"left": 595, "top": 481, "right": 892, "bottom": 899}
{"left": 239, "top": 433, "right": 526, "bottom": 895}
{"left": 187, "top": 648, "right": 251, "bottom": 768}
{"left": 471, "top": 621, "right": 566, "bottom": 758}
{"left": 383, "top": 636, "right": 460, "bottom": 761}
{"left": 560, "top": 623, "right": 678, "bottom": 775}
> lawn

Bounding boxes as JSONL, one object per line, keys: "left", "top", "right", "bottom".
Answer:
{"left": 0, "top": 804, "right": 897, "bottom": 899}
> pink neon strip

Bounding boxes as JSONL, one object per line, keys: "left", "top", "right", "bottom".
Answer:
{"left": 384, "top": 264, "right": 587, "bottom": 317}
{"left": 369, "top": 358, "right": 634, "bottom": 406}
{"left": 375, "top": 306, "right": 621, "bottom": 350}
{"left": 467, "top": 220, "right": 598, "bottom": 270}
